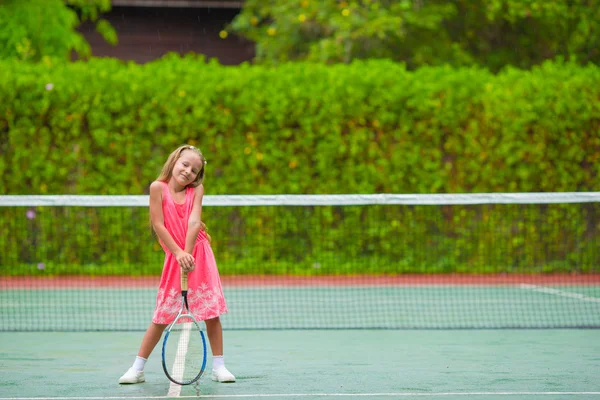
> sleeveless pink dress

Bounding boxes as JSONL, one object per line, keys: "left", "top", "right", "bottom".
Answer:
{"left": 152, "top": 182, "right": 228, "bottom": 324}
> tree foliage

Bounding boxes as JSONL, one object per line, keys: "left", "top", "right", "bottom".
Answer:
{"left": 0, "top": 0, "right": 115, "bottom": 62}
{"left": 229, "top": 0, "right": 600, "bottom": 71}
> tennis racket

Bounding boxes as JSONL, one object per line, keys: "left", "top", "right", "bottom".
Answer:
{"left": 161, "top": 268, "right": 208, "bottom": 385}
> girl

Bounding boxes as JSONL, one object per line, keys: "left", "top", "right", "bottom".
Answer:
{"left": 119, "top": 145, "right": 235, "bottom": 384}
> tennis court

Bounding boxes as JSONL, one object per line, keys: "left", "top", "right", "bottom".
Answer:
{"left": 1, "top": 194, "right": 599, "bottom": 399}
{"left": 1, "top": 329, "right": 599, "bottom": 399}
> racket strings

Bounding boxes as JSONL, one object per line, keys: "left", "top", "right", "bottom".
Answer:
{"left": 164, "top": 318, "right": 206, "bottom": 385}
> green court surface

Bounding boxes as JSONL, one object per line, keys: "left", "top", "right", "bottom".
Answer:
{"left": 1, "top": 329, "right": 599, "bottom": 400}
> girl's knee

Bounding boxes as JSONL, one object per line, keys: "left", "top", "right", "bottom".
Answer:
{"left": 150, "top": 322, "right": 168, "bottom": 332}
{"left": 204, "top": 316, "right": 221, "bottom": 326}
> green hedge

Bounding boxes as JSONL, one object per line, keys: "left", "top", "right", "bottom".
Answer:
{"left": 1, "top": 56, "right": 599, "bottom": 276}
{"left": 2, "top": 55, "right": 599, "bottom": 195}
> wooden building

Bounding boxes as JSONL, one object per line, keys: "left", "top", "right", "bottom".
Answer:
{"left": 79, "top": 0, "right": 255, "bottom": 65}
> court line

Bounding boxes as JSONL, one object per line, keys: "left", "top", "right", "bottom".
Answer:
{"left": 520, "top": 284, "right": 600, "bottom": 303}
{"left": 2, "top": 392, "right": 600, "bottom": 399}
{"left": 166, "top": 322, "right": 192, "bottom": 397}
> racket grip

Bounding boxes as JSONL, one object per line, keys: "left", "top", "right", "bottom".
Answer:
{"left": 181, "top": 268, "right": 188, "bottom": 291}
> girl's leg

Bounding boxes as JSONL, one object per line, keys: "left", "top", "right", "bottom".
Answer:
{"left": 205, "top": 316, "right": 235, "bottom": 382}
{"left": 205, "top": 316, "right": 223, "bottom": 356}
{"left": 138, "top": 322, "right": 168, "bottom": 359}
{"left": 119, "top": 322, "right": 168, "bottom": 384}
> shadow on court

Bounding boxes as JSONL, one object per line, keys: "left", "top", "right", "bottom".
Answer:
{"left": 1, "top": 330, "right": 600, "bottom": 399}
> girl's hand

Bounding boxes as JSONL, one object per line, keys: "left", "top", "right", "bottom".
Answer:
{"left": 175, "top": 251, "right": 195, "bottom": 272}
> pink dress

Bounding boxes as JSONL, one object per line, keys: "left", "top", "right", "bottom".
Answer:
{"left": 152, "top": 181, "right": 228, "bottom": 324}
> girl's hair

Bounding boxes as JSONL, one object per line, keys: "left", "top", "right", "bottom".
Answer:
{"left": 156, "top": 145, "right": 207, "bottom": 187}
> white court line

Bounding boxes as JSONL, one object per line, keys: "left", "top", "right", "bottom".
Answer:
{"left": 520, "top": 284, "right": 600, "bottom": 303}
{"left": 166, "top": 322, "right": 192, "bottom": 397}
{"left": 2, "top": 393, "right": 600, "bottom": 399}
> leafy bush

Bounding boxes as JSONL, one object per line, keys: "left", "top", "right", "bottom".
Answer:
{"left": 1, "top": 56, "right": 599, "bottom": 275}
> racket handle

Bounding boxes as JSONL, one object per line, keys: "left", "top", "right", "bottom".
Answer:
{"left": 181, "top": 268, "right": 188, "bottom": 291}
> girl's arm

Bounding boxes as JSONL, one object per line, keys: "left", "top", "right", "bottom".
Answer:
{"left": 184, "top": 184, "right": 205, "bottom": 257}
{"left": 149, "top": 181, "right": 195, "bottom": 271}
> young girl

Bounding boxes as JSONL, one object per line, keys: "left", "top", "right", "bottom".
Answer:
{"left": 119, "top": 145, "right": 235, "bottom": 384}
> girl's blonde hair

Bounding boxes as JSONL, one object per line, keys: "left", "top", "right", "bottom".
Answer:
{"left": 156, "top": 145, "right": 207, "bottom": 187}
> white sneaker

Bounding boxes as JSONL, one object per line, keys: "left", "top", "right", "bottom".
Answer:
{"left": 211, "top": 366, "right": 236, "bottom": 383}
{"left": 119, "top": 367, "right": 145, "bottom": 384}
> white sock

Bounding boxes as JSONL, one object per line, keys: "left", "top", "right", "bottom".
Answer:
{"left": 212, "top": 355, "right": 224, "bottom": 370}
{"left": 133, "top": 356, "right": 147, "bottom": 372}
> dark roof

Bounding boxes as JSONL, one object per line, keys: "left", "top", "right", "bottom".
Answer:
{"left": 111, "top": 0, "right": 243, "bottom": 8}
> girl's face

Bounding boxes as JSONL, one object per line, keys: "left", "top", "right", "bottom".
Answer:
{"left": 172, "top": 150, "right": 203, "bottom": 187}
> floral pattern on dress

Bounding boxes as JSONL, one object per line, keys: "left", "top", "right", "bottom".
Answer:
{"left": 154, "top": 281, "right": 226, "bottom": 324}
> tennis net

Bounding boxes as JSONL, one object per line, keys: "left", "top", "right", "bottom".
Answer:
{"left": 1, "top": 193, "right": 599, "bottom": 331}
